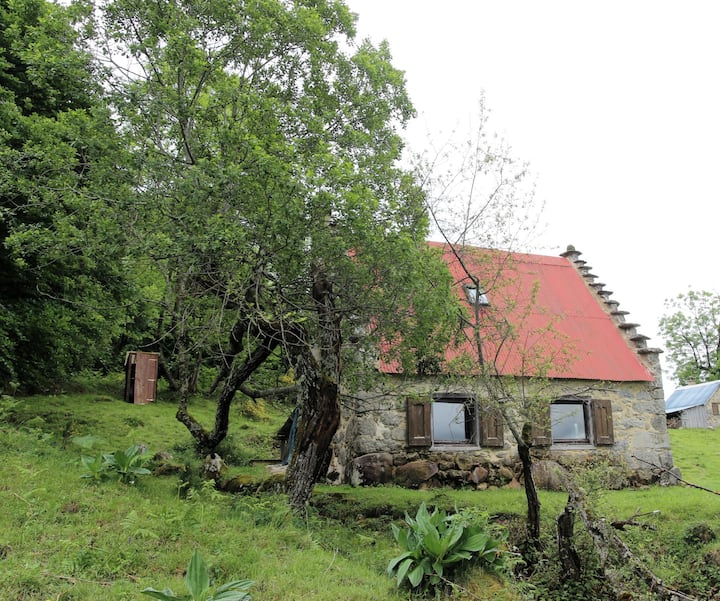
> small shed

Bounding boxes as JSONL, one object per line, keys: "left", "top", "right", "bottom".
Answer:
{"left": 124, "top": 351, "right": 159, "bottom": 404}
{"left": 665, "top": 381, "right": 720, "bottom": 428}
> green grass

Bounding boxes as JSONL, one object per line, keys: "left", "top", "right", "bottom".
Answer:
{"left": 1, "top": 387, "right": 720, "bottom": 600}
{"left": 668, "top": 428, "right": 720, "bottom": 489}
{"left": 1, "top": 388, "right": 438, "bottom": 601}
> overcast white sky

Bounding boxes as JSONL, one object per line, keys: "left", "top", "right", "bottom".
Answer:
{"left": 346, "top": 1, "right": 720, "bottom": 393}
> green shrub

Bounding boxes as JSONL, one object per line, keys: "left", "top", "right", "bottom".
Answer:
{"left": 387, "top": 503, "right": 509, "bottom": 594}
{"left": 102, "top": 444, "right": 151, "bottom": 483}
{"left": 683, "top": 522, "right": 717, "bottom": 545}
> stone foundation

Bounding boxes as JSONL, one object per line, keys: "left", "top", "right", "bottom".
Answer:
{"left": 347, "top": 448, "right": 677, "bottom": 491}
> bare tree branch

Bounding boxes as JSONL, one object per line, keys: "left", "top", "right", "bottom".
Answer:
{"left": 559, "top": 467, "right": 698, "bottom": 601}
{"left": 631, "top": 455, "right": 718, "bottom": 496}
{"left": 238, "top": 383, "right": 298, "bottom": 400}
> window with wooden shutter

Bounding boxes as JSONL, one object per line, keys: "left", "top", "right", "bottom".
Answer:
{"left": 532, "top": 402, "right": 552, "bottom": 446}
{"left": 480, "top": 408, "right": 504, "bottom": 447}
{"left": 591, "top": 399, "right": 614, "bottom": 445}
{"left": 407, "top": 399, "right": 432, "bottom": 447}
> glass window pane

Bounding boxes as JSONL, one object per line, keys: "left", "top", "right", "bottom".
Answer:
{"left": 432, "top": 402, "right": 467, "bottom": 442}
{"left": 551, "top": 403, "right": 587, "bottom": 441}
{"left": 465, "top": 287, "right": 489, "bottom": 306}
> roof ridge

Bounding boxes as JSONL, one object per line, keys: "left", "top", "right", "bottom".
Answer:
{"left": 676, "top": 380, "right": 720, "bottom": 390}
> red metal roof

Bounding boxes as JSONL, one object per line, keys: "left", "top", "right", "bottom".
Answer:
{"left": 381, "top": 242, "right": 653, "bottom": 382}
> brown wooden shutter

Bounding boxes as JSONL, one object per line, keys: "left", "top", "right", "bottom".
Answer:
{"left": 407, "top": 399, "right": 432, "bottom": 447}
{"left": 480, "top": 408, "right": 504, "bottom": 447}
{"left": 592, "top": 399, "right": 614, "bottom": 445}
{"left": 532, "top": 402, "right": 552, "bottom": 446}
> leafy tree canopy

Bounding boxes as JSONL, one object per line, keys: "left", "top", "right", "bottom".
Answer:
{"left": 93, "top": 0, "right": 460, "bottom": 502}
{"left": 0, "top": 0, "right": 136, "bottom": 391}
{"left": 659, "top": 289, "right": 720, "bottom": 385}
{"left": 96, "top": 0, "right": 458, "bottom": 384}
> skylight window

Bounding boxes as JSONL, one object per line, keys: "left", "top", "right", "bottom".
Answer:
{"left": 464, "top": 285, "right": 489, "bottom": 306}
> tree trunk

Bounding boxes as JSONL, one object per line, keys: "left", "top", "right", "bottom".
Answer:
{"left": 520, "top": 423, "right": 542, "bottom": 549}
{"left": 176, "top": 325, "right": 279, "bottom": 455}
{"left": 558, "top": 467, "right": 698, "bottom": 601}
{"left": 285, "top": 265, "right": 342, "bottom": 511}
{"left": 205, "top": 332, "right": 279, "bottom": 452}
{"left": 285, "top": 354, "right": 341, "bottom": 510}
{"left": 557, "top": 504, "right": 581, "bottom": 581}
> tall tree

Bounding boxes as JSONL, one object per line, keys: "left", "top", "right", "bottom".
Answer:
{"left": 659, "top": 289, "right": 720, "bottom": 385}
{"left": 0, "top": 0, "right": 134, "bottom": 391}
{"left": 98, "top": 0, "right": 457, "bottom": 508}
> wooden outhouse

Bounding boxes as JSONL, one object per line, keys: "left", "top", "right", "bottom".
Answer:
{"left": 124, "top": 351, "right": 159, "bottom": 404}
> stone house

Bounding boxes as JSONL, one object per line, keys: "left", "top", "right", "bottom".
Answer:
{"left": 665, "top": 380, "right": 720, "bottom": 429}
{"left": 330, "top": 243, "right": 676, "bottom": 489}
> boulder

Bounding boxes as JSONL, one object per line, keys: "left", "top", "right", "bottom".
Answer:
{"left": 532, "top": 460, "right": 564, "bottom": 491}
{"left": 394, "top": 460, "right": 439, "bottom": 488}
{"left": 498, "top": 465, "right": 515, "bottom": 483}
{"left": 445, "top": 469, "right": 470, "bottom": 483}
{"left": 468, "top": 465, "right": 489, "bottom": 484}
{"left": 455, "top": 455, "right": 478, "bottom": 471}
{"left": 352, "top": 453, "right": 394, "bottom": 485}
{"left": 201, "top": 453, "right": 225, "bottom": 481}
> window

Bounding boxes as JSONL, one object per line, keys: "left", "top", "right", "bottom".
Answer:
{"left": 406, "top": 396, "right": 504, "bottom": 448}
{"left": 712, "top": 403, "right": 719, "bottom": 416}
{"left": 432, "top": 398, "right": 476, "bottom": 444}
{"left": 464, "top": 285, "right": 489, "bottom": 306}
{"left": 533, "top": 398, "right": 614, "bottom": 446}
{"left": 551, "top": 401, "right": 589, "bottom": 443}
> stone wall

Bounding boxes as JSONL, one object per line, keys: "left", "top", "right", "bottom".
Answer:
{"left": 331, "top": 376, "right": 677, "bottom": 490}
{"left": 706, "top": 388, "right": 720, "bottom": 428}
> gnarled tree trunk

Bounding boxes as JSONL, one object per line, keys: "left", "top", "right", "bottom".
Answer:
{"left": 176, "top": 319, "right": 280, "bottom": 455}
{"left": 284, "top": 349, "right": 341, "bottom": 510}
{"left": 519, "top": 423, "right": 542, "bottom": 548}
{"left": 285, "top": 265, "right": 342, "bottom": 511}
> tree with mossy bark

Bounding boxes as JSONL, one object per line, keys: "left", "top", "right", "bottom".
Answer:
{"left": 98, "top": 0, "right": 457, "bottom": 508}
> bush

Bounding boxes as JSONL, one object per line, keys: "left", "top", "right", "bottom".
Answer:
{"left": 76, "top": 439, "right": 151, "bottom": 484}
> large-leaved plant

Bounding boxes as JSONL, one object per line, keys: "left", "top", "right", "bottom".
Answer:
{"left": 142, "top": 549, "right": 253, "bottom": 601}
{"left": 387, "top": 503, "right": 507, "bottom": 592}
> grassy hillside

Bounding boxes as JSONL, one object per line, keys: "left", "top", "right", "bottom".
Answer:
{"left": 1, "top": 384, "right": 719, "bottom": 600}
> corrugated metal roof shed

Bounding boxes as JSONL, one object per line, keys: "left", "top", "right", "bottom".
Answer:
{"left": 380, "top": 242, "right": 653, "bottom": 382}
{"left": 665, "top": 380, "right": 720, "bottom": 413}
